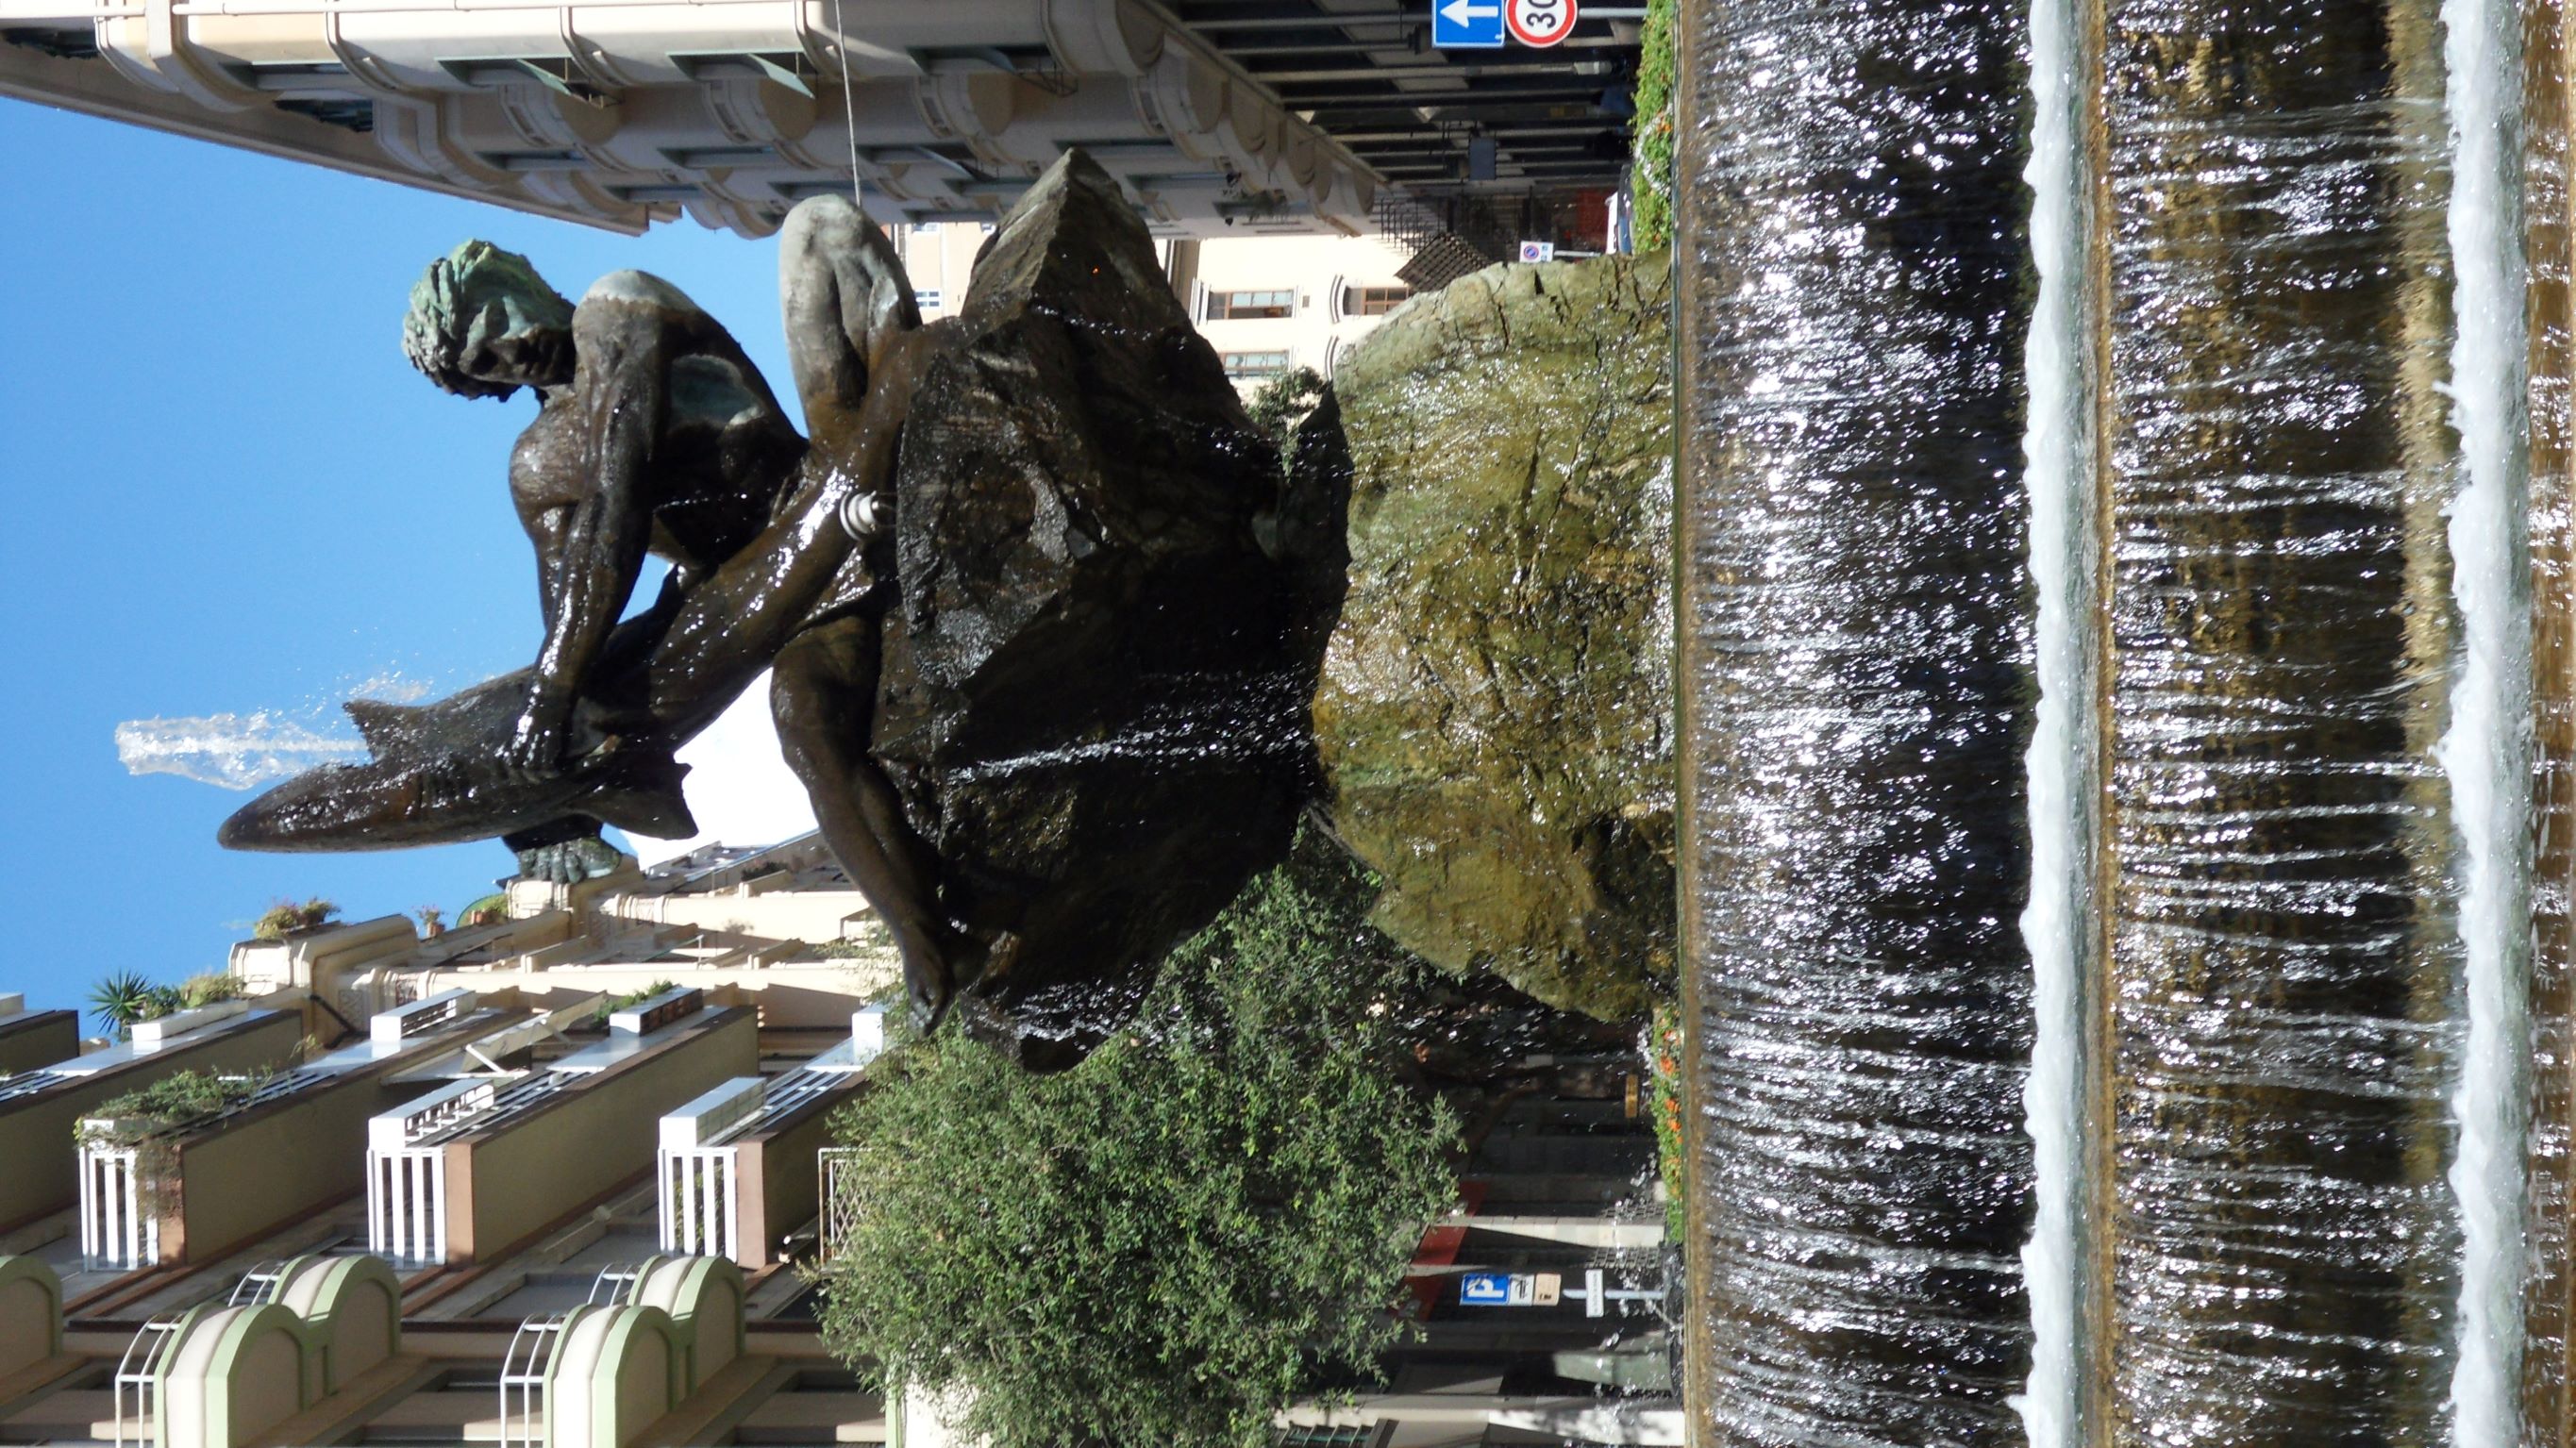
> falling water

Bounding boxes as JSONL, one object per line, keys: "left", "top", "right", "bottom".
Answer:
{"left": 2094, "top": 2, "right": 2463, "bottom": 1440}
{"left": 2522, "top": 7, "right": 2576, "bottom": 1437}
{"left": 1675, "top": 1, "right": 2037, "bottom": 1440}
{"left": 1680, "top": 0, "right": 2561, "bottom": 1442}
{"left": 2014, "top": 0, "right": 2103, "bottom": 1438}
{"left": 2439, "top": 0, "right": 2535, "bottom": 1439}
{"left": 114, "top": 712, "right": 365, "bottom": 791}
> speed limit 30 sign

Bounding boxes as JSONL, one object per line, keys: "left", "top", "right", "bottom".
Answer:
{"left": 1506, "top": 0, "right": 1576, "bottom": 46}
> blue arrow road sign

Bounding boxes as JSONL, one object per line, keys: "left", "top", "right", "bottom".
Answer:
{"left": 1460, "top": 1273, "right": 1513, "bottom": 1305}
{"left": 1432, "top": 0, "right": 1504, "bottom": 48}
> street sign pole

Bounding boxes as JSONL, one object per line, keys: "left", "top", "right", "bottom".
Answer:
{"left": 1562, "top": 1267, "right": 1666, "bottom": 1319}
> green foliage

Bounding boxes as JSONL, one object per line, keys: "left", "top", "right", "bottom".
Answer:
{"left": 90, "top": 1069, "right": 267, "bottom": 1134}
{"left": 817, "top": 839, "right": 1459, "bottom": 1448}
{"left": 83, "top": 1067, "right": 275, "bottom": 1209}
{"left": 253, "top": 896, "right": 339, "bottom": 941}
{"left": 1246, "top": 365, "right": 1329, "bottom": 469}
{"left": 595, "top": 980, "right": 680, "bottom": 1023}
{"left": 86, "top": 971, "right": 160, "bottom": 1035}
{"left": 417, "top": 905, "right": 445, "bottom": 935}
{"left": 1647, "top": 1001, "right": 1685, "bottom": 1244}
{"left": 1629, "top": 0, "right": 1676, "bottom": 251}
{"left": 177, "top": 973, "right": 244, "bottom": 1010}
{"left": 458, "top": 893, "right": 510, "bottom": 928}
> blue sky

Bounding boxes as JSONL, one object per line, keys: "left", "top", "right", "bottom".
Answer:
{"left": 0, "top": 98, "right": 813, "bottom": 1024}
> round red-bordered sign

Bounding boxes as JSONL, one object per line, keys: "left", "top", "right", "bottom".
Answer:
{"left": 1506, "top": 0, "right": 1575, "bottom": 46}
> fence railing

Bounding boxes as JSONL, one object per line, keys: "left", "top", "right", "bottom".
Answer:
{"left": 78, "top": 1141, "right": 158, "bottom": 1272}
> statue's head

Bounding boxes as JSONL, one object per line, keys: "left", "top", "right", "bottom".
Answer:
{"left": 402, "top": 241, "right": 577, "bottom": 400}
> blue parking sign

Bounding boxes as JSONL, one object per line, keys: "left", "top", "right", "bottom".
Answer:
{"left": 1431, "top": 0, "right": 1505, "bottom": 49}
{"left": 1460, "top": 1273, "right": 1513, "bottom": 1305}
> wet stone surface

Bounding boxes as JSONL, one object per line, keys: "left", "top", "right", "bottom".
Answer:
{"left": 1312, "top": 254, "right": 1677, "bottom": 1023}
{"left": 878, "top": 155, "right": 1349, "bottom": 1069}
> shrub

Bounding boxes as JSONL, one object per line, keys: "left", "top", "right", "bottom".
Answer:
{"left": 1629, "top": 0, "right": 1676, "bottom": 251}
{"left": 253, "top": 897, "right": 339, "bottom": 941}
{"left": 81, "top": 1067, "right": 275, "bottom": 1212}
{"left": 177, "top": 973, "right": 244, "bottom": 1009}
{"left": 1647, "top": 1001, "right": 1686, "bottom": 1243}
{"left": 1246, "top": 365, "right": 1329, "bottom": 469}
{"left": 594, "top": 980, "right": 680, "bottom": 1024}
{"left": 816, "top": 837, "right": 1459, "bottom": 1448}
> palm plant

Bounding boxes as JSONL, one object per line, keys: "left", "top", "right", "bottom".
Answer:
{"left": 88, "top": 970, "right": 159, "bottom": 1035}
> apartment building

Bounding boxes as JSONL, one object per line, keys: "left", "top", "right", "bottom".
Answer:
{"left": 894, "top": 225, "right": 1420, "bottom": 395}
{"left": 0, "top": 835, "right": 1674, "bottom": 1448}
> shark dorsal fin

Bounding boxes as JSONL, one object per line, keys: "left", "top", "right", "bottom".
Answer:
{"left": 344, "top": 698, "right": 428, "bottom": 756}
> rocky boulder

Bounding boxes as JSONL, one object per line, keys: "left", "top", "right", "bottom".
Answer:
{"left": 878, "top": 151, "right": 1347, "bottom": 1067}
{"left": 1307, "top": 254, "right": 1674, "bottom": 1020}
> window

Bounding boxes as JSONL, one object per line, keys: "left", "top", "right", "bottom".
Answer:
{"left": 1207, "top": 289, "right": 1296, "bottom": 320}
{"left": 1346, "top": 285, "right": 1411, "bottom": 316}
{"left": 913, "top": 289, "right": 943, "bottom": 313}
{"left": 1221, "top": 351, "right": 1292, "bottom": 380}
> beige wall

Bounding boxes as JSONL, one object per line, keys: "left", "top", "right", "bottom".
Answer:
{"left": 895, "top": 224, "right": 995, "bottom": 320}
{"left": 452, "top": 1010, "right": 758, "bottom": 1261}
{"left": 0, "top": 1014, "right": 78, "bottom": 1076}
{"left": 596, "top": 888, "right": 891, "bottom": 949}
{"left": 401, "top": 965, "right": 894, "bottom": 1032}
{"left": 738, "top": 1090, "right": 855, "bottom": 1269}
{"left": 168, "top": 1071, "right": 409, "bottom": 1264}
{"left": 1188, "top": 235, "right": 1414, "bottom": 394}
{"left": 892, "top": 224, "right": 1413, "bottom": 396}
{"left": 0, "top": 1013, "right": 304, "bottom": 1231}
{"left": 0, "top": 1264, "right": 59, "bottom": 1378}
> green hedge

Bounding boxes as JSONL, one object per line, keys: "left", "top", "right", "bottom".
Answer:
{"left": 1630, "top": 0, "right": 1676, "bottom": 251}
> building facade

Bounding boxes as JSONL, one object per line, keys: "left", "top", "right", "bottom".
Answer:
{"left": 0, "top": 836, "right": 1672, "bottom": 1447}
{"left": 892, "top": 224, "right": 1421, "bottom": 394}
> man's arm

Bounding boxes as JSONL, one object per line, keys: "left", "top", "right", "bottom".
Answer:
{"left": 507, "top": 295, "right": 669, "bottom": 774}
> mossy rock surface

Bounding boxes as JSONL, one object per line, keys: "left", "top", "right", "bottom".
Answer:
{"left": 1309, "top": 253, "right": 1674, "bottom": 1020}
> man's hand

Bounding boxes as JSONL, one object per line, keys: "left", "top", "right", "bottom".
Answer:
{"left": 503, "top": 685, "right": 575, "bottom": 780}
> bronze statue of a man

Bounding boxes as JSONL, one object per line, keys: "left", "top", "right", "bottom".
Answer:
{"left": 342, "top": 207, "right": 979, "bottom": 1024}
{"left": 224, "top": 151, "right": 1332, "bottom": 1060}
{"left": 399, "top": 241, "right": 802, "bottom": 789}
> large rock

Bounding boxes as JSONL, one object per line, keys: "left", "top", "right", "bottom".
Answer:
{"left": 1309, "top": 255, "right": 1674, "bottom": 1020}
{"left": 878, "top": 152, "right": 1347, "bottom": 1066}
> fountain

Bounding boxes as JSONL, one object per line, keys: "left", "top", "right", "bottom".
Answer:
{"left": 1675, "top": 3, "right": 2039, "bottom": 1440}
{"left": 1676, "top": 0, "right": 2555, "bottom": 1442}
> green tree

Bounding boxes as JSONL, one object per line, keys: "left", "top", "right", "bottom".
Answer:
{"left": 1246, "top": 365, "right": 1329, "bottom": 468}
{"left": 816, "top": 836, "right": 1459, "bottom": 1448}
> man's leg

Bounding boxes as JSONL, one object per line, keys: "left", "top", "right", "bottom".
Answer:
{"left": 771, "top": 609, "right": 966, "bottom": 1027}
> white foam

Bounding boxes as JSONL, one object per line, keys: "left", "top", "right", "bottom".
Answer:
{"left": 2440, "top": 0, "right": 2534, "bottom": 1440}
{"left": 2013, "top": 0, "right": 2095, "bottom": 1440}
{"left": 113, "top": 711, "right": 364, "bottom": 791}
